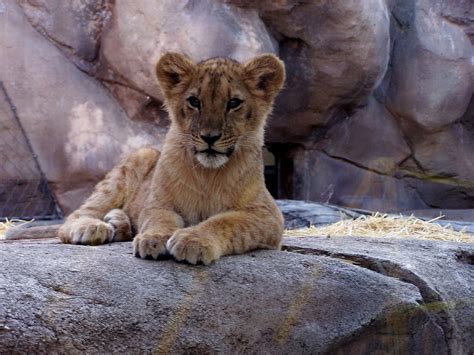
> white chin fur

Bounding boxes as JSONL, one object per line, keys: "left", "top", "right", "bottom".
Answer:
{"left": 196, "top": 153, "right": 229, "bottom": 169}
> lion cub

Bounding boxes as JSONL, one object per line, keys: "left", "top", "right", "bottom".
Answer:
{"left": 58, "top": 52, "right": 285, "bottom": 265}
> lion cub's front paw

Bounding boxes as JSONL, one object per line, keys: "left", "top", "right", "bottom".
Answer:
{"left": 133, "top": 234, "right": 169, "bottom": 259}
{"left": 166, "top": 228, "right": 221, "bottom": 265}
{"left": 59, "top": 218, "right": 114, "bottom": 245}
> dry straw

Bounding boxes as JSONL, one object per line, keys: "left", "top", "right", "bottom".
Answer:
{"left": 285, "top": 212, "right": 473, "bottom": 243}
{"left": 0, "top": 218, "right": 34, "bottom": 239}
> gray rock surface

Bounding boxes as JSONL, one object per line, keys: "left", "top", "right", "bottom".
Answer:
{"left": 277, "top": 199, "right": 361, "bottom": 229}
{"left": 283, "top": 236, "right": 474, "bottom": 354}
{"left": 0, "top": 238, "right": 456, "bottom": 354}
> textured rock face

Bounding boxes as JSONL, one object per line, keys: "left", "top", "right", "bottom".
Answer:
{"left": 3, "top": 238, "right": 472, "bottom": 353}
{"left": 0, "top": 0, "right": 473, "bottom": 214}
{"left": 100, "top": 0, "right": 276, "bottom": 102}
{"left": 16, "top": 0, "right": 110, "bottom": 64}
{"left": 0, "top": 2, "right": 165, "bottom": 214}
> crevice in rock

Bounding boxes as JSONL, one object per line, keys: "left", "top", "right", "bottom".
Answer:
{"left": 19, "top": 0, "right": 114, "bottom": 75}
{"left": 320, "top": 149, "right": 398, "bottom": 178}
{"left": 90, "top": 0, "right": 115, "bottom": 63}
{"left": 33, "top": 277, "right": 113, "bottom": 307}
{"left": 282, "top": 245, "right": 460, "bottom": 354}
{"left": 455, "top": 250, "right": 474, "bottom": 265}
{"left": 100, "top": 78, "right": 151, "bottom": 98}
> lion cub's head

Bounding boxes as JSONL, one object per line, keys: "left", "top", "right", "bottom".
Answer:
{"left": 156, "top": 52, "right": 285, "bottom": 169}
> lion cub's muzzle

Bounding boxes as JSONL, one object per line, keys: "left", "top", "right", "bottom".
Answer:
{"left": 194, "top": 134, "right": 235, "bottom": 169}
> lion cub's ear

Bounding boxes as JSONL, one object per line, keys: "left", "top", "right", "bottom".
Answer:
{"left": 243, "top": 54, "right": 285, "bottom": 101}
{"left": 156, "top": 52, "right": 195, "bottom": 99}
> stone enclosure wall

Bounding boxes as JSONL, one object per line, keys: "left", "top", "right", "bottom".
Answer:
{"left": 0, "top": 0, "right": 473, "bottom": 214}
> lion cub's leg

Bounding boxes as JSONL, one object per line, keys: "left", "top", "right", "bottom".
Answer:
{"left": 104, "top": 209, "right": 132, "bottom": 242}
{"left": 166, "top": 205, "right": 284, "bottom": 265}
{"left": 59, "top": 147, "right": 159, "bottom": 245}
{"left": 133, "top": 208, "right": 185, "bottom": 259}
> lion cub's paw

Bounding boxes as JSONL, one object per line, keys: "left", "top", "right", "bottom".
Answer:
{"left": 104, "top": 209, "right": 132, "bottom": 242}
{"left": 166, "top": 228, "right": 221, "bottom": 265}
{"left": 59, "top": 218, "right": 114, "bottom": 245}
{"left": 133, "top": 234, "right": 169, "bottom": 259}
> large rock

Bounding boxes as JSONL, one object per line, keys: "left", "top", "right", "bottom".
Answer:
{"left": 0, "top": 2, "right": 164, "bottom": 214}
{"left": 283, "top": 236, "right": 474, "bottom": 354}
{"left": 412, "top": 123, "right": 474, "bottom": 182}
{"left": 100, "top": 0, "right": 277, "bottom": 102}
{"left": 382, "top": 0, "right": 473, "bottom": 131}
{"left": 1, "top": 238, "right": 464, "bottom": 353}
{"left": 276, "top": 199, "right": 361, "bottom": 229}
{"left": 286, "top": 149, "right": 427, "bottom": 212}
{"left": 251, "top": 0, "right": 391, "bottom": 143}
{"left": 322, "top": 97, "right": 411, "bottom": 175}
{"left": 16, "top": 0, "right": 110, "bottom": 65}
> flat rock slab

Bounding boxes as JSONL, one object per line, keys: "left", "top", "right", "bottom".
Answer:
{"left": 277, "top": 200, "right": 361, "bottom": 229}
{"left": 283, "top": 236, "right": 474, "bottom": 354}
{"left": 0, "top": 239, "right": 451, "bottom": 354}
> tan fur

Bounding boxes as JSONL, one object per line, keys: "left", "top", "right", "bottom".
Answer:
{"left": 57, "top": 52, "right": 286, "bottom": 265}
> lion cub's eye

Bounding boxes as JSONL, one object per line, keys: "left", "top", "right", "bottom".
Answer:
{"left": 227, "top": 98, "right": 243, "bottom": 111}
{"left": 187, "top": 96, "right": 201, "bottom": 110}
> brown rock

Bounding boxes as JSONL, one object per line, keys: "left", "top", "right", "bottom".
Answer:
{"left": 412, "top": 123, "right": 474, "bottom": 182}
{"left": 287, "top": 149, "right": 426, "bottom": 212}
{"left": 257, "top": 0, "right": 391, "bottom": 143}
{"left": 16, "top": 0, "right": 111, "bottom": 63}
{"left": 322, "top": 98, "right": 411, "bottom": 175}
{"left": 100, "top": 0, "right": 277, "bottom": 101}
{"left": 0, "top": 2, "right": 164, "bottom": 214}
{"left": 383, "top": 0, "right": 473, "bottom": 131}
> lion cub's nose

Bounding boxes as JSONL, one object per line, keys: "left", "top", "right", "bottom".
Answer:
{"left": 200, "top": 133, "right": 221, "bottom": 146}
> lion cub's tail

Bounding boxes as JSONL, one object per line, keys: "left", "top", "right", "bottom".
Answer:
{"left": 4, "top": 224, "right": 61, "bottom": 240}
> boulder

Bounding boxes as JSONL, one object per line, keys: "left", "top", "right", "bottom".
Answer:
{"left": 276, "top": 199, "right": 361, "bottom": 229}
{"left": 322, "top": 97, "right": 411, "bottom": 175}
{"left": 3, "top": 237, "right": 470, "bottom": 353}
{"left": 287, "top": 149, "right": 427, "bottom": 212}
{"left": 382, "top": 0, "right": 473, "bottom": 131}
{"left": 283, "top": 236, "right": 474, "bottom": 354}
{"left": 16, "top": 0, "right": 111, "bottom": 65}
{"left": 252, "top": 0, "right": 391, "bottom": 143}
{"left": 412, "top": 123, "right": 474, "bottom": 182}
{"left": 0, "top": 2, "right": 164, "bottom": 214}
{"left": 99, "top": 0, "right": 277, "bottom": 102}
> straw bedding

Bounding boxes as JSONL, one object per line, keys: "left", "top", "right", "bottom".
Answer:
{"left": 285, "top": 213, "right": 473, "bottom": 243}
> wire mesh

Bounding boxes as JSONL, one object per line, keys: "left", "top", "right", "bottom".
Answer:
{"left": 0, "top": 81, "right": 62, "bottom": 220}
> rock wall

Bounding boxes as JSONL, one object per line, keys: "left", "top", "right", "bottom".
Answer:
{"left": 0, "top": 0, "right": 472, "bottom": 213}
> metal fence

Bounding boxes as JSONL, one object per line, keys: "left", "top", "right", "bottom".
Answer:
{"left": 0, "top": 82, "right": 62, "bottom": 220}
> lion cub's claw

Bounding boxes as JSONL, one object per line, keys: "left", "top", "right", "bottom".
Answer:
{"left": 166, "top": 229, "right": 220, "bottom": 265}
{"left": 133, "top": 234, "right": 168, "bottom": 259}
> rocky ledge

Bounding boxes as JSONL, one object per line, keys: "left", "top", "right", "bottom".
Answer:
{"left": 1, "top": 235, "right": 472, "bottom": 354}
